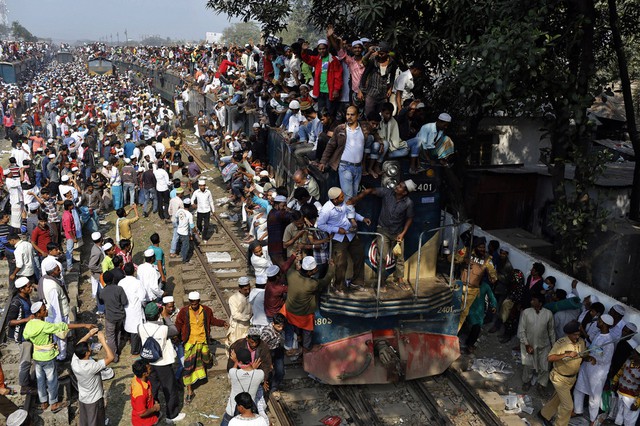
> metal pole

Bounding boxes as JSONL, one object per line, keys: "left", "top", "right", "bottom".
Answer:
{"left": 356, "top": 231, "right": 385, "bottom": 307}
{"left": 462, "top": 223, "right": 475, "bottom": 311}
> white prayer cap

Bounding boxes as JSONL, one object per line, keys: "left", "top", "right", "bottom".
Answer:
{"left": 124, "top": 158, "right": 131, "bottom": 164}
{"left": 102, "top": 242, "right": 113, "bottom": 251}
{"left": 625, "top": 322, "right": 638, "bottom": 333}
{"left": 317, "top": 39, "right": 328, "bottom": 46}
{"left": 253, "top": 123, "right": 260, "bottom": 128}
{"left": 102, "top": 161, "right": 109, "bottom": 166}
{"left": 143, "top": 248, "right": 155, "bottom": 257}
{"left": 438, "top": 112, "right": 452, "bottom": 122}
{"left": 91, "top": 232, "right": 102, "bottom": 241}
{"left": 41, "top": 257, "right": 59, "bottom": 273}
{"left": 183, "top": 197, "right": 191, "bottom": 205}
{"left": 328, "top": 187, "right": 342, "bottom": 199}
{"left": 404, "top": 179, "right": 417, "bottom": 192}
{"left": 259, "top": 170, "right": 269, "bottom": 177}
{"left": 71, "top": 166, "right": 79, "bottom": 172}
{"left": 266, "top": 265, "right": 280, "bottom": 277}
{"left": 238, "top": 277, "right": 250, "bottom": 287}
{"left": 256, "top": 275, "right": 267, "bottom": 285}
{"left": 61, "top": 175, "right": 70, "bottom": 182}
{"left": 601, "top": 314, "right": 614, "bottom": 326}
{"left": 30, "top": 301, "right": 44, "bottom": 314}
{"left": 274, "top": 195, "right": 287, "bottom": 203}
{"left": 289, "top": 100, "right": 300, "bottom": 110}
{"left": 188, "top": 291, "right": 200, "bottom": 300}
{"left": 6, "top": 409, "right": 28, "bottom": 426}
{"left": 198, "top": 179, "right": 206, "bottom": 185}
{"left": 125, "top": 134, "right": 131, "bottom": 139}
{"left": 612, "top": 304, "right": 626, "bottom": 316}
{"left": 15, "top": 277, "right": 30, "bottom": 289}
{"left": 302, "top": 256, "right": 317, "bottom": 271}
{"left": 162, "top": 296, "right": 174, "bottom": 304}
{"left": 130, "top": 155, "right": 138, "bottom": 160}
{"left": 225, "top": 135, "right": 232, "bottom": 140}
{"left": 352, "top": 40, "right": 364, "bottom": 47}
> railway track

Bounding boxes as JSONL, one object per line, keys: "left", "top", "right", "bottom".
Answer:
{"left": 181, "top": 136, "right": 506, "bottom": 426}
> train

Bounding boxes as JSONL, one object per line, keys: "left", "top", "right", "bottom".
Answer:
{"left": 88, "top": 54, "right": 115, "bottom": 76}
{"left": 113, "top": 60, "right": 463, "bottom": 384}
{"left": 56, "top": 49, "right": 74, "bottom": 64}
{"left": 0, "top": 58, "right": 39, "bottom": 84}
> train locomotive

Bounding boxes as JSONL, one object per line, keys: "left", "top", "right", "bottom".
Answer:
{"left": 115, "top": 60, "right": 464, "bottom": 385}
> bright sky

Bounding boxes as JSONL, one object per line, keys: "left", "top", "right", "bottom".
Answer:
{"left": 7, "top": 0, "right": 233, "bottom": 42}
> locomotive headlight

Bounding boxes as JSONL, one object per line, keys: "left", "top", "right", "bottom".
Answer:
{"left": 426, "top": 168, "right": 435, "bottom": 178}
{"left": 382, "top": 177, "right": 398, "bottom": 189}
{"left": 382, "top": 161, "right": 400, "bottom": 177}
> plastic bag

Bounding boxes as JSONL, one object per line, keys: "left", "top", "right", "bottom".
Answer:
{"left": 601, "top": 389, "right": 611, "bottom": 412}
{"left": 392, "top": 242, "right": 402, "bottom": 257}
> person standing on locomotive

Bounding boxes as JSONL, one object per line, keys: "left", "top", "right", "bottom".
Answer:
{"left": 453, "top": 236, "right": 497, "bottom": 331}
{"left": 318, "top": 187, "right": 372, "bottom": 295}
{"left": 317, "top": 105, "right": 381, "bottom": 199}
{"left": 348, "top": 180, "right": 416, "bottom": 290}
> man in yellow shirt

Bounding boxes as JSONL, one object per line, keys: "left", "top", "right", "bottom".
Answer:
{"left": 116, "top": 203, "right": 140, "bottom": 246}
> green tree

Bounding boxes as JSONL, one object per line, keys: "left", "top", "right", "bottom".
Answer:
{"left": 276, "top": 0, "right": 323, "bottom": 45}
{"left": 11, "top": 21, "right": 37, "bottom": 42}
{"left": 221, "top": 22, "right": 262, "bottom": 46}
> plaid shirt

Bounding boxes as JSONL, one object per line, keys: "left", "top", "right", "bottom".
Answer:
{"left": 42, "top": 199, "right": 61, "bottom": 222}
{"left": 260, "top": 324, "right": 284, "bottom": 350}
{"left": 308, "top": 228, "right": 330, "bottom": 265}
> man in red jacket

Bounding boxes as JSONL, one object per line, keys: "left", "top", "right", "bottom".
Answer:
{"left": 297, "top": 39, "right": 343, "bottom": 118}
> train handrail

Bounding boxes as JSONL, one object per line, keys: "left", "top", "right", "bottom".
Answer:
{"left": 355, "top": 231, "right": 386, "bottom": 316}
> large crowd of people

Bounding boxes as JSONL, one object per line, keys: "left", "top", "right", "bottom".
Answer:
{"left": 0, "top": 31, "right": 636, "bottom": 426}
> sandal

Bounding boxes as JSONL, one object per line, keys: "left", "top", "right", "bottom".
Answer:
{"left": 38, "top": 402, "right": 50, "bottom": 411}
{"left": 51, "top": 401, "right": 69, "bottom": 413}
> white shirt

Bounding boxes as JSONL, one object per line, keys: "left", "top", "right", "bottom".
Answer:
{"left": 192, "top": 189, "right": 215, "bottom": 213}
{"left": 393, "top": 69, "right": 415, "bottom": 102}
{"left": 14, "top": 239, "right": 35, "bottom": 276}
{"left": 341, "top": 125, "right": 365, "bottom": 164}
{"left": 176, "top": 208, "right": 194, "bottom": 236}
{"left": 153, "top": 168, "right": 170, "bottom": 192}
{"left": 71, "top": 355, "right": 106, "bottom": 404}
{"left": 138, "top": 321, "right": 177, "bottom": 366}
{"left": 142, "top": 145, "right": 156, "bottom": 161}
{"left": 118, "top": 275, "right": 146, "bottom": 333}
{"left": 248, "top": 288, "right": 268, "bottom": 327}
{"left": 109, "top": 167, "right": 121, "bottom": 186}
{"left": 11, "top": 146, "right": 30, "bottom": 167}
{"left": 136, "top": 262, "right": 162, "bottom": 302}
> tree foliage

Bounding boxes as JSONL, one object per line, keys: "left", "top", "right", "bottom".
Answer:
{"left": 221, "top": 22, "right": 262, "bottom": 46}
{"left": 11, "top": 21, "right": 37, "bottom": 42}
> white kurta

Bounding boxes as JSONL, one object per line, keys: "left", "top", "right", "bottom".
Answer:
{"left": 248, "top": 288, "right": 268, "bottom": 327}
{"left": 575, "top": 332, "right": 614, "bottom": 396}
{"left": 119, "top": 276, "right": 146, "bottom": 334}
{"left": 136, "top": 262, "right": 162, "bottom": 302}
{"left": 518, "top": 307, "right": 556, "bottom": 368}
{"left": 227, "top": 291, "right": 252, "bottom": 346}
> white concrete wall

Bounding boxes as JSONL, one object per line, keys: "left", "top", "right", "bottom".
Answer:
{"left": 441, "top": 213, "right": 640, "bottom": 345}
{"left": 478, "top": 117, "right": 549, "bottom": 166}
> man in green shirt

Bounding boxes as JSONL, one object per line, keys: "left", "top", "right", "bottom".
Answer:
{"left": 100, "top": 242, "right": 116, "bottom": 273}
{"left": 23, "top": 301, "right": 94, "bottom": 412}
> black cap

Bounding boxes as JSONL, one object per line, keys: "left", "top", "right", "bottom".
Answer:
{"left": 563, "top": 320, "right": 580, "bottom": 334}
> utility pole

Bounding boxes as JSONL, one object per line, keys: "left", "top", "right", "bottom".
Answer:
{"left": 117, "top": 32, "right": 119, "bottom": 44}
{"left": 124, "top": 29, "right": 128, "bottom": 45}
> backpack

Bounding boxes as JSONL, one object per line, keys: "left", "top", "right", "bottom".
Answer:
{"left": 139, "top": 324, "right": 163, "bottom": 362}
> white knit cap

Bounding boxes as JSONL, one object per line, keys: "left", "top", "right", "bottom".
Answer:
{"left": 238, "top": 277, "right": 250, "bottom": 287}
{"left": 612, "top": 304, "right": 626, "bottom": 316}
{"left": 144, "top": 248, "right": 155, "bottom": 257}
{"left": 601, "top": 314, "right": 614, "bottom": 326}
{"left": 15, "top": 277, "right": 30, "bottom": 289}
{"left": 266, "top": 265, "right": 280, "bottom": 277}
{"left": 256, "top": 275, "right": 267, "bottom": 285}
{"left": 102, "top": 242, "right": 113, "bottom": 251}
{"left": 91, "top": 232, "right": 102, "bottom": 241}
{"left": 188, "top": 291, "right": 200, "bottom": 300}
{"left": 162, "top": 296, "right": 174, "bottom": 304}
{"left": 302, "top": 256, "right": 317, "bottom": 271}
{"left": 438, "top": 112, "right": 452, "bottom": 122}
{"left": 30, "top": 301, "right": 44, "bottom": 314}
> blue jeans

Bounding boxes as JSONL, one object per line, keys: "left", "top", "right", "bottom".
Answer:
{"left": 404, "top": 137, "right": 423, "bottom": 158}
{"left": 174, "top": 343, "right": 184, "bottom": 379}
{"left": 141, "top": 188, "right": 157, "bottom": 215}
{"left": 179, "top": 233, "right": 190, "bottom": 262}
{"left": 35, "top": 359, "right": 58, "bottom": 404}
{"left": 123, "top": 183, "right": 136, "bottom": 206}
{"left": 170, "top": 223, "right": 179, "bottom": 254}
{"left": 337, "top": 162, "right": 362, "bottom": 199}
{"left": 271, "top": 347, "right": 285, "bottom": 391}
{"left": 65, "top": 238, "right": 74, "bottom": 269}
